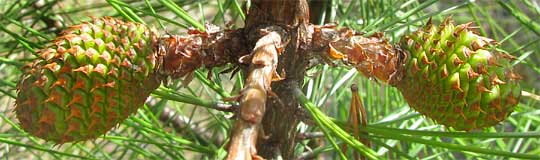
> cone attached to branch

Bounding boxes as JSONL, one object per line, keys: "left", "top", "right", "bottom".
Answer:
{"left": 323, "top": 18, "right": 521, "bottom": 131}
{"left": 14, "top": 17, "right": 242, "bottom": 143}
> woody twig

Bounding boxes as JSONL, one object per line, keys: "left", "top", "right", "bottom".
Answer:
{"left": 226, "top": 29, "right": 284, "bottom": 160}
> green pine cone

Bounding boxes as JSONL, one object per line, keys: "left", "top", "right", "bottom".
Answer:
{"left": 396, "top": 18, "right": 521, "bottom": 130}
{"left": 15, "top": 17, "right": 161, "bottom": 143}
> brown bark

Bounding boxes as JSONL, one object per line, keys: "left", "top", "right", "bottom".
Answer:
{"left": 238, "top": 0, "right": 312, "bottom": 159}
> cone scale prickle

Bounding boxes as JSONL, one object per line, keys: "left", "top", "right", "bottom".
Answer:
{"left": 324, "top": 18, "right": 521, "bottom": 131}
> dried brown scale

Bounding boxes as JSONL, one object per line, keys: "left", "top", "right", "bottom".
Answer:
{"left": 157, "top": 26, "right": 249, "bottom": 79}
{"left": 311, "top": 26, "right": 405, "bottom": 84}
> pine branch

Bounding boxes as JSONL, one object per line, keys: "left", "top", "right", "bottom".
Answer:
{"left": 156, "top": 25, "right": 249, "bottom": 79}
{"left": 226, "top": 28, "right": 284, "bottom": 160}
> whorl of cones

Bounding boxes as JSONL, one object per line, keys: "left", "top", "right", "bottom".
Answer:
{"left": 14, "top": 16, "right": 523, "bottom": 145}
